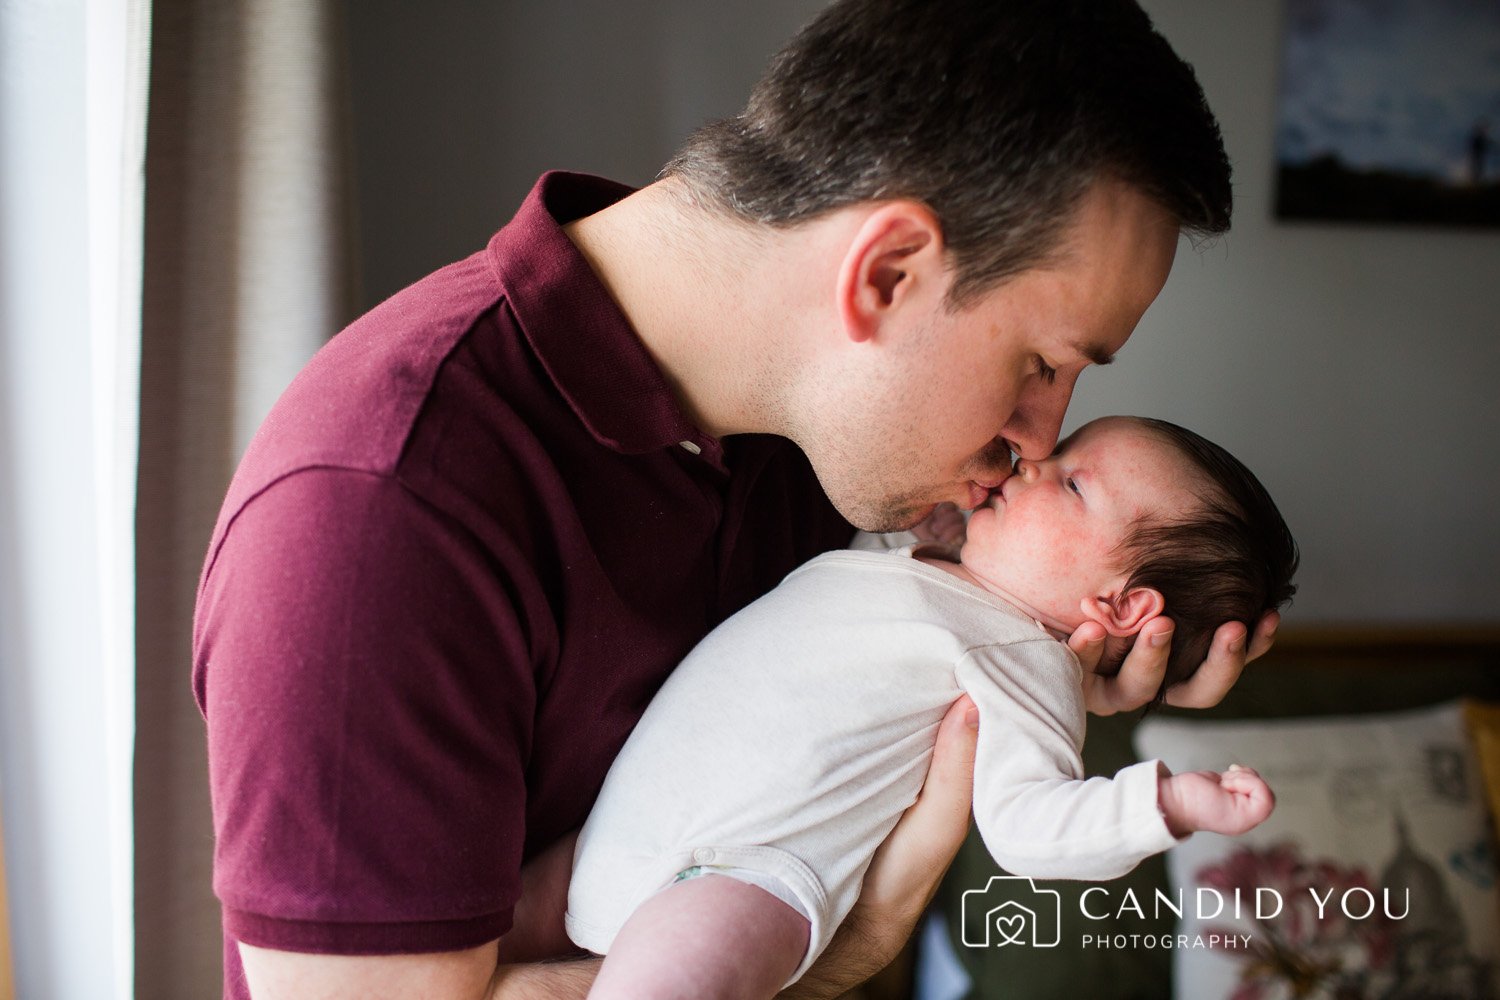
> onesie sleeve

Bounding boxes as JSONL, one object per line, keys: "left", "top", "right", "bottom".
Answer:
{"left": 955, "top": 640, "right": 1181, "bottom": 881}
{"left": 193, "top": 468, "right": 542, "bottom": 954}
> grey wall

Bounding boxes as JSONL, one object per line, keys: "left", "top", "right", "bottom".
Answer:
{"left": 1071, "top": 0, "right": 1500, "bottom": 625}
{"left": 344, "top": 1, "right": 1500, "bottom": 626}
{"left": 345, "top": 0, "right": 828, "bottom": 306}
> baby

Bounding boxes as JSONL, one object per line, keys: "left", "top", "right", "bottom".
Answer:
{"left": 565, "top": 416, "right": 1299, "bottom": 999}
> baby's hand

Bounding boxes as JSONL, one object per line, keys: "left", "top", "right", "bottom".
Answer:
{"left": 1158, "top": 765, "right": 1274, "bottom": 838}
{"left": 911, "top": 502, "right": 967, "bottom": 549}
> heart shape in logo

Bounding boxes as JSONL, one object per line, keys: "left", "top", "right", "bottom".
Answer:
{"left": 994, "top": 913, "right": 1026, "bottom": 946}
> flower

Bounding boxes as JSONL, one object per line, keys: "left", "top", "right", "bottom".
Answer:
{"left": 1195, "top": 842, "right": 1398, "bottom": 999}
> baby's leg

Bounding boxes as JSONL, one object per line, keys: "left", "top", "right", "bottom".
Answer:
{"left": 588, "top": 872, "right": 810, "bottom": 1000}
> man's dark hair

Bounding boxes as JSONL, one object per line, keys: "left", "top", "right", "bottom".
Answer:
{"left": 664, "top": 0, "right": 1231, "bottom": 307}
{"left": 1115, "top": 419, "right": 1300, "bottom": 707}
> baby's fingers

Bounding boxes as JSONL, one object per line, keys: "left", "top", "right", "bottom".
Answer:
{"left": 1218, "top": 767, "right": 1266, "bottom": 791}
{"left": 928, "top": 505, "right": 966, "bottom": 541}
{"left": 1220, "top": 766, "right": 1275, "bottom": 827}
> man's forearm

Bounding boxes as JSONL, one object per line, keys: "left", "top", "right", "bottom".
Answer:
{"left": 776, "top": 912, "right": 893, "bottom": 1000}
{"left": 488, "top": 957, "right": 602, "bottom": 999}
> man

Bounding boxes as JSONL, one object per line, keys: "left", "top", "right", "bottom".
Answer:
{"left": 194, "top": 1, "right": 1277, "bottom": 997}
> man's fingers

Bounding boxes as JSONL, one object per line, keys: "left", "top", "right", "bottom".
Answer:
{"left": 1164, "top": 622, "right": 1248, "bottom": 709}
{"left": 1113, "top": 619, "right": 1172, "bottom": 707}
{"left": 795, "top": 698, "right": 978, "bottom": 1000}
{"left": 1067, "top": 622, "right": 1108, "bottom": 674}
{"left": 906, "top": 694, "right": 978, "bottom": 854}
{"left": 1085, "top": 619, "right": 1172, "bottom": 714}
{"left": 1164, "top": 611, "right": 1278, "bottom": 709}
{"left": 861, "top": 695, "right": 977, "bottom": 913}
{"left": 1246, "top": 609, "right": 1280, "bottom": 663}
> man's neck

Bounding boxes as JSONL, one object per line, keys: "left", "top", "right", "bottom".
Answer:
{"left": 562, "top": 178, "right": 821, "bottom": 441}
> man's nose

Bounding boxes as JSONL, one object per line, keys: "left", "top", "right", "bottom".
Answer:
{"left": 1000, "top": 377, "right": 1073, "bottom": 460}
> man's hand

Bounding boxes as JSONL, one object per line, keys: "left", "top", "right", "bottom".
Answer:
{"left": 1071, "top": 610, "right": 1281, "bottom": 715}
{"left": 780, "top": 695, "right": 979, "bottom": 999}
{"left": 495, "top": 831, "right": 583, "bottom": 965}
{"left": 487, "top": 830, "right": 600, "bottom": 998}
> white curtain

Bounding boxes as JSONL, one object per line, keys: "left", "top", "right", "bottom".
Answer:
{"left": 0, "top": 0, "right": 151, "bottom": 997}
{"left": 135, "top": 0, "right": 358, "bottom": 995}
{"left": 0, "top": 0, "right": 353, "bottom": 995}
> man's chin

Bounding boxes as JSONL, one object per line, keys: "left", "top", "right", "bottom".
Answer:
{"left": 838, "top": 498, "right": 936, "bottom": 534}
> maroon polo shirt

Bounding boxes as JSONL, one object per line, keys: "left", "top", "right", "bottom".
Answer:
{"left": 193, "top": 171, "right": 851, "bottom": 996}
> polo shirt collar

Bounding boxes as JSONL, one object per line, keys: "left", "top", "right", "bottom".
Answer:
{"left": 487, "top": 171, "right": 714, "bottom": 458}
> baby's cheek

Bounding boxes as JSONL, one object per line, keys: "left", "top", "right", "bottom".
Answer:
{"left": 961, "top": 530, "right": 1003, "bottom": 564}
{"left": 1039, "top": 536, "right": 1084, "bottom": 575}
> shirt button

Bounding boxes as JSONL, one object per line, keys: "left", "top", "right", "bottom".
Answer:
{"left": 679, "top": 440, "right": 702, "bottom": 456}
{"left": 693, "top": 847, "right": 716, "bottom": 864}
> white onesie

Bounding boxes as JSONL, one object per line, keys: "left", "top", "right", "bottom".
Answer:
{"left": 565, "top": 547, "right": 1179, "bottom": 984}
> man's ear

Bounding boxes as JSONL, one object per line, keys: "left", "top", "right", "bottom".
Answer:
{"left": 1080, "top": 586, "right": 1165, "bottom": 638}
{"left": 835, "top": 201, "right": 944, "bottom": 344}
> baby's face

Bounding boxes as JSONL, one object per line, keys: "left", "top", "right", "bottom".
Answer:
{"left": 960, "top": 417, "right": 1198, "bottom": 631}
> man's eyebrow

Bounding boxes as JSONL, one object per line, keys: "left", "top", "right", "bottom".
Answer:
{"left": 1074, "top": 341, "right": 1115, "bottom": 366}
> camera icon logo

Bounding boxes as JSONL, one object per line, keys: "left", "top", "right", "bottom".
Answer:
{"left": 960, "top": 876, "right": 1062, "bottom": 948}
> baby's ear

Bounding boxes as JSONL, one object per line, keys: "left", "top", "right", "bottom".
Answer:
{"left": 1081, "top": 586, "right": 1165, "bottom": 638}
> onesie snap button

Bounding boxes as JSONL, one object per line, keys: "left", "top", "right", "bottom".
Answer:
{"left": 692, "top": 847, "right": 716, "bottom": 864}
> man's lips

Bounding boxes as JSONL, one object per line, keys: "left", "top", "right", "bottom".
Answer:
{"left": 963, "top": 475, "right": 1010, "bottom": 510}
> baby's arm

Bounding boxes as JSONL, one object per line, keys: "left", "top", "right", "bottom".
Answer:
{"left": 1157, "top": 764, "right": 1274, "bottom": 838}
{"left": 910, "top": 502, "right": 966, "bottom": 548}
{"left": 959, "top": 641, "right": 1181, "bottom": 880}
{"left": 960, "top": 642, "right": 1275, "bottom": 880}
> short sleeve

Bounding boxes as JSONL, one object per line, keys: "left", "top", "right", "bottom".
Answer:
{"left": 194, "top": 468, "right": 542, "bottom": 954}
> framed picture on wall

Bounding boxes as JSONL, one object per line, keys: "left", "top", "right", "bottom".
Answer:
{"left": 1273, "top": 0, "right": 1500, "bottom": 226}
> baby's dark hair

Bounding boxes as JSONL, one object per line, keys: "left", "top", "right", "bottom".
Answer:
{"left": 1113, "top": 418, "right": 1299, "bottom": 707}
